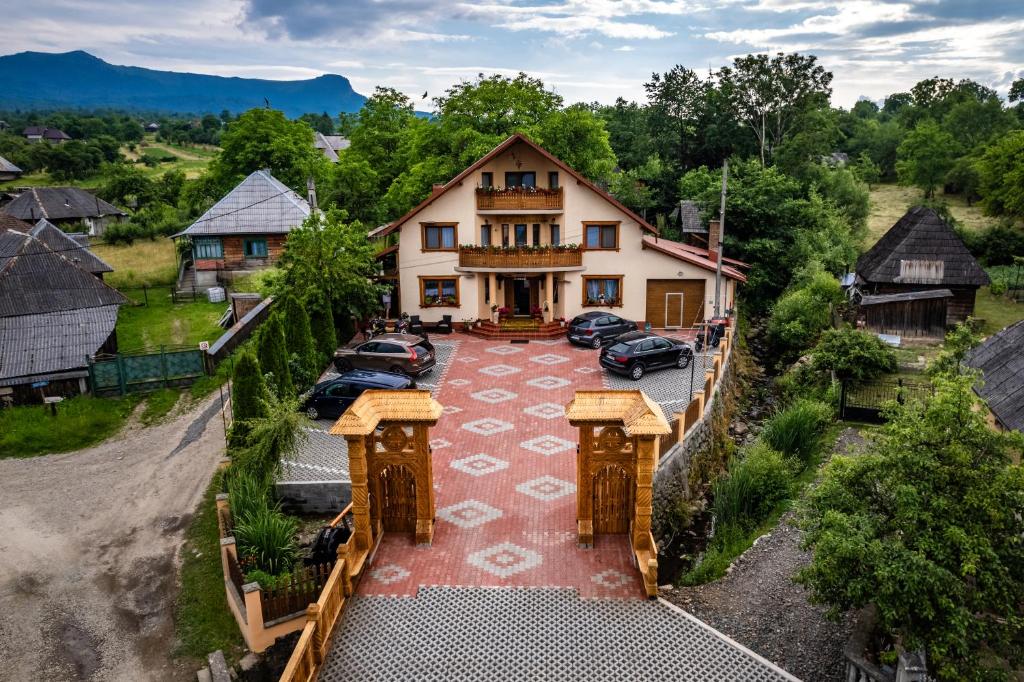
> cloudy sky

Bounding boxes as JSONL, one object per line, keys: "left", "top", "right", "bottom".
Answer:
{"left": 4, "top": 0, "right": 1023, "bottom": 108}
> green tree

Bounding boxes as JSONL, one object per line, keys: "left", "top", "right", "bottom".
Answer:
{"left": 896, "top": 120, "right": 956, "bottom": 198}
{"left": 766, "top": 268, "right": 844, "bottom": 361}
{"left": 207, "top": 108, "right": 325, "bottom": 195}
{"left": 810, "top": 328, "right": 896, "bottom": 384}
{"left": 306, "top": 291, "right": 338, "bottom": 367}
{"left": 798, "top": 374, "right": 1024, "bottom": 680}
{"left": 347, "top": 87, "right": 419, "bottom": 192}
{"left": 976, "top": 130, "right": 1024, "bottom": 218}
{"left": 851, "top": 151, "right": 881, "bottom": 188}
{"left": 643, "top": 66, "right": 707, "bottom": 170}
{"left": 256, "top": 313, "right": 294, "bottom": 397}
{"left": 322, "top": 153, "right": 381, "bottom": 224}
{"left": 230, "top": 351, "right": 269, "bottom": 446}
{"left": 536, "top": 104, "right": 616, "bottom": 183}
{"left": 278, "top": 293, "right": 319, "bottom": 391}
{"left": 434, "top": 72, "right": 562, "bottom": 137}
{"left": 98, "top": 163, "right": 155, "bottom": 208}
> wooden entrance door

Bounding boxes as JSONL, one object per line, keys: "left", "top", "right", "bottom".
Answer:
{"left": 592, "top": 465, "right": 633, "bottom": 534}
{"left": 378, "top": 464, "right": 416, "bottom": 533}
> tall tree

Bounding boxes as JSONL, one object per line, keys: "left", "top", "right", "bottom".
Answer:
{"left": 230, "top": 350, "right": 269, "bottom": 447}
{"left": 896, "top": 119, "right": 956, "bottom": 198}
{"left": 347, "top": 87, "right": 418, "bottom": 192}
{"left": 976, "top": 130, "right": 1024, "bottom": 219}
{"left": 278, "top": 293, "right": 319, "bottom": 391}
{"left": 306, "top": 291, "right": 338, "bottom": 367}
{"left": 644, "top": 66, "right": 707, "bottom": 171}
{"left": 718, "top": 52, "right": 833, "bottom": 165}
{"left": 256, "top": 313, "right": 294, "bottom": 398}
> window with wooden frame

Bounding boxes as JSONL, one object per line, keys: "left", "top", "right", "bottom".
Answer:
{"left": 421, "top": 223, "right": 457, "bottom": 251}
{"left": 194, "top": 237, "right": 223, "bottom": 259}
{"left": 582, "top": 276, "right": 623, "bottom": 306}
{"left": 481, "top": 172, "right": 493, "bottom": 188}
{"left": 419, "top": 276, "right": 460, "bottom": 307}
{"left": 583, "top": 222, "right": 619, "bottom": 250}
{"left": 532, "top": 223, "right": 541, "bottom": 246}
{"left": 243, "top": 238, "right": 268, "bottom": 258}
{"left": 480, "top": 224, "right": 492, "bottom": 246}
{"left": 550, "top": 224, "right": 560, "bottom": 246}
{"left": 548, "top": 171, "right": 559, "bottom": 189}
{"left": 514, "top": 223, "right": 527, "bottom": 246}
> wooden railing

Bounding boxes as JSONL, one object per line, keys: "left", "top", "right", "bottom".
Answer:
{"left": 458, "top": 245, "right": 582, "bottom": 269}
{"left": 262, "top": 561, "right": 335, "bottom": 623}
{"left": 476, "top": 186, "right": 562, "bottom": 210}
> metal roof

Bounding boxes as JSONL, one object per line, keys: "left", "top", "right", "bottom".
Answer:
{"left": 0, "top": 305, "right": 119, "bottom": 383}
{"left": 966, "top": 320, "right": 1024, "bottom": 432}
{"left": 2, "top": 187, "right": 126, "bottom": 222}
{"left": 0, "top": 155, "right": 21, "bottom": 174}
{"left": 178, "top": 169, "right": 310, "bottom": 236}
{"left": 29, "top": 219, "right": 113, "bottom": 274}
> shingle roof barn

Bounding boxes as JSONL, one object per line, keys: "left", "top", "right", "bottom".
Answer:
{"left": 23, "top": 126, "right": 71, "bottom": 141}
{"left": 29, "top": 219, "right": 112, "bottom": 275}
{"left": 965, "top": 320, "right": 1024, "bottom": 432}
{"left": 857, "top": 206, "right": 989, "bottom": 287}
{"left": 2, "top": 187, "right": 126, "bottom": 222}
{"left": 178, "top": 170, "right": 310, "bottom": 236}
{"left": 0, "top": 230, "right": 125, "bottom": 316}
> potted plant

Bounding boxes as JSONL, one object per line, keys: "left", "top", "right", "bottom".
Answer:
{"left": 558, "top": 316, "right": 566, "bottom": 328}
{"left": 498, "top": 306, "right": 511, "bottom": 320}
{"left": 530, "top": 305, "right": 543, "bottom": 320}
{"left": 443, "top": 294, "right": 457, "bottom": 306}
{"left": 490, "top": 303, "right": 499, "bottom": 323}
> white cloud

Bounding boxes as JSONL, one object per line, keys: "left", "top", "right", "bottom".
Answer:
{"left": 615, "top": 45, "right": 637, "bottom": 51}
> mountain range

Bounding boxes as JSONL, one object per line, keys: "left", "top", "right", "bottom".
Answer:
{"left": 0, "top": 51, "right": 367, "bottom": 117}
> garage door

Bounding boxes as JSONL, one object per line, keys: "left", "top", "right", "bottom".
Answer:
{"left": 645, "top": 280, "right": 705, "bottom": 328}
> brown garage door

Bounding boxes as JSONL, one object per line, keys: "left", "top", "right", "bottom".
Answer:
{"left": 645, "top": 280, "right": 705, "bottom": 328}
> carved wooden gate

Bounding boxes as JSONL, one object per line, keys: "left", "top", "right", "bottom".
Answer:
{"left": 378, "top": 464, "right": 416, "bottom": 532}
{"left": 593, "top": 465, "right": 633, "bottom": 534}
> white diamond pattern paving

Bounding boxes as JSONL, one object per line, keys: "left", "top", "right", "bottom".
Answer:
{"left": 319, "top": 587, "right": 794, "bottom": 682}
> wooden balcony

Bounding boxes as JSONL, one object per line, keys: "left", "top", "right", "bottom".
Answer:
{"left": 458, "top": 245, "right": 582, "bottom": 269}
{"left": 476, "top": 187, "right": 563, "bottom": 211}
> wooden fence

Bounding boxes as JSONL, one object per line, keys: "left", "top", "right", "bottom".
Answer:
{"left": 262, "top": 562, "right": 335, "bottom": 623}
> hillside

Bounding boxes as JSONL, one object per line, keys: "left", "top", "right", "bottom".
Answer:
{"left": 0, "top": 51, "right": 367, "bottom": 117}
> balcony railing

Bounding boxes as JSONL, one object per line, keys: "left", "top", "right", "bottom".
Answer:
{"left": 458, "top": 244, "right": 582, "bottom": 269}
{"left": 476, "top": 186, "right": 563, "bottom": 211}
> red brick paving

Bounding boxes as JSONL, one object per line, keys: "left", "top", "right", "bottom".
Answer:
{"left": 358, "top": 334, "right": 644, "bottom": 599}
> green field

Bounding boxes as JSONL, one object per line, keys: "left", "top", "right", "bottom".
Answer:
{"left": 116, "top": 289, "right": 225, "bottom": 352}
{"left": 866, "top": 183, "right": 997, "bottom": 247}
{"left": 0, "top": 395, "right": 141, "bottom": 457}
{"left": 92, "top": 238, "right": 179, "bottom": 288}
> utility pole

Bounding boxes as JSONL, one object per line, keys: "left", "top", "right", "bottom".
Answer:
{"left": 714, "top": 160, "right": 728, "bottom": 318}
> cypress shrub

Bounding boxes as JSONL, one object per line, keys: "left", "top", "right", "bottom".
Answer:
{"left": 230, "top": 351, "right": 268, "bottom": 447}
{"left": 279, "top": 293, "right": 318, "bottom": 390}
{"left": 307, "top": 292, "right": 338, "bottom": 367}
{"left": 256, "top": 313, "right": 294, "bottom": 397}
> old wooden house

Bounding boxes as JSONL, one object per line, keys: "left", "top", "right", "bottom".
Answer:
{"left": 855, "top": 206, "right": 989, "bottom": 337}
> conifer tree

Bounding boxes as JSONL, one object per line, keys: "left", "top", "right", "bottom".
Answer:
{"left": 307, "top": 292, "right": 338, "bottom": 367}
{"left": 256, "top": 313, "right": 294, "bottom": 397}
{"left": 230, "top": 350, "right": 268, "bottom": 446}
{"left": 279, "top": 293, "right": 318, "bottom": 389}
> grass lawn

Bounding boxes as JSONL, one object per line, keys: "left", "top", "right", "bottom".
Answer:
{"left": 139, "top": 388, "right": 181, "bottom": 425}
{"left": 0, "top": 395, "right": 141, "bottom": 457}
{"left": 116, "top": 288, "right": 225, "bottom": 352}
{"left": 92, "top": 239, "right": 179, "bottom": 289}
{"left": 974, "top": 287, "right": 1024, "bottom": 336}
{"left": 866, "top": 183, "right": 997, "bottom": 247}
{"left": 174, "top": 470, "right": 245, "bottom": 666}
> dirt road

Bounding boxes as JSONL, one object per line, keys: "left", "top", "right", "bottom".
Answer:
{"left": 0, "top": 395, "right": 227, "bottom": 681}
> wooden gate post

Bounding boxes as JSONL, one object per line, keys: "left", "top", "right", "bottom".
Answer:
{"left": 412, "top": 423, "right": 435, "bottom": 544}
{"left": 576, "top": 427, "right": 594, "bottom": 547}
{"left": 344, "top": 434, "right": 373, "bottom": 552}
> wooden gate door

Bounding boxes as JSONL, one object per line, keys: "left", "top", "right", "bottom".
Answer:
{"left": 378, "top": 464, "right": 416, "bottom": 533}
{"left": 592, "top": 465, "right": 633, "bottom": 534}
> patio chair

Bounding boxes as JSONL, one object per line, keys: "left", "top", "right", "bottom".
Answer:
{"left": 409, "top": 315, "right": 424, "bottom": 335}
{"left": 436, "top": 314, "right": 453, "bottom": 334}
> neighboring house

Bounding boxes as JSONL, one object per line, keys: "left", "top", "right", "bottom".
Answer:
{"left": 856, "top": 206, "right": 989, "bottom": 336}
{"left": 29, "top": 218, "right": 113, "bottom": 278}
{"left": 0, "top": 229, "right": 126, "bottom": 404}
{"left": 966, "top": 320, "right": 1024, "bottom": 432}
{"left": 1, "top": 187, "right": 127, "bottom": 236}
{"left": 22, "top": 126, "right": 71, "bottom": 144}
{"left": 314, "top": 132, "right": 350, "bottom": 163}
{"left": 0, "top": 213, "right": 32, "bottom": 233}
{"left": 173, "top": 169, "right": 310, "bottom": 289}
{"left": 0, "top": 155, "right": 22, "bottom": 181}
{"left": 378, "top": 133, "right": 746, "bottom": 327}
{"left": 145, "top": 122, "right": 160, "bottom": 133}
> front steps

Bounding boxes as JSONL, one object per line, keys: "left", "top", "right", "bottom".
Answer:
{"left": 464, "top": 319, "right": 567, "bottom": 340}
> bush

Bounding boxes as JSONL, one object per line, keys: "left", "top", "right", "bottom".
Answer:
{"left": 712, "top": 442, "right": 792, "bottom": 530}
{"left": 766, "top": 268, "right": 844, "bottom": 362}
{"left": 102, "top": 221, "right": 145, "bottom": 245}
{"left": 989, "top": 277, "right": 1008, "bottom": 296}
{"left": 762, "top": 399, "right": 833, "bottom": 466}
{"left": 243, "top": 568, "right": 293, "bottom": 590}
{"left": 234, "top": 508, "right": 298, "bottom": 575}
{"left": 810, "top": 328, "right": 897, "bottom": 384}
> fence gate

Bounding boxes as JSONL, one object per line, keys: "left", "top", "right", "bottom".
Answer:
{"left": 592, "top": 465, "right": 633, "bottom": 534}
{"left": 378, "top": 464, "right": 417, "bottom": 533}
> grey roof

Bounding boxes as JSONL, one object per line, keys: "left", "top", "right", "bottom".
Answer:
{"left": 29, "top": 219, "right": 112, "bottom": 274}
{"left": 857, "top": 206, "right": 989, "bottom": 287}
{"left": 0, "top": 214, "right": 32, "bottom": 233}
{"left": 966, "top": 320, "right": 1024, "bottom": 431}
{"left": 2, "top": 187, "right": 126, "bottom": 222}
{"left": 23, "top": 126, "right": 71, "bottom": 140}
{"left": 314, "top": 132, "right": 339, "bottom": 162}
{"left": 859, "top": 289, "right": 953, "bottom": 305}
{"left": 0, "top": 305, "right": 118, "bottom": 384}
{"left": 179, "top": 170, "right": 310, "bottom": 236}
{"left": 0, "top": 230, "right": 126, "bottom": 316}
{"left": 678, "top": 199, "right": 706, "bottom": 233}
{"left": 0, "top": 155, "right": 21, "bottom": 174}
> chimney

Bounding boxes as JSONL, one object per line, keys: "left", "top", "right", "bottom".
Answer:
{"left": 431, "top": 183, "right": 445, "bottom": 197}
{"left": 708, "top": 219, "right": 721, "bottom": 262}
{"left": 306, "top": 176, "right": 318, "bottom": 212}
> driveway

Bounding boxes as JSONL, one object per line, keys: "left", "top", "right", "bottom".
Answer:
{"left": 0, "top": 394, "right": 227, "bottom": 681}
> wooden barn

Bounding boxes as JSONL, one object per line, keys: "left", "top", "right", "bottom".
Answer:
{"left": 856, "top": 206, "right": 989, "bottom": 336}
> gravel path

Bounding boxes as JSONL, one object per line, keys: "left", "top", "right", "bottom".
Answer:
{"left": 0, "top": 394, "right": 227, "bottom": 681}
{"left": 661, "top": 428, "right": 868, "bottom": 682}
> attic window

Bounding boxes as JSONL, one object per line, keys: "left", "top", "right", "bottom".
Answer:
{"left": 898, "top": 259, "right": 944, "bottom": 284}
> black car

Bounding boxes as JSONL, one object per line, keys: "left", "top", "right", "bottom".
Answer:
{"left": 567, "top": 312, "right": 638, "bottom": 348}
{"left": 599, "top": 331, "right": 693, "bottom": 380}
{"left": 301, "top": 370, "right": 415, "bottom": 420}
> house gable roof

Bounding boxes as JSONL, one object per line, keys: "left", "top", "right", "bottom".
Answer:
{"left": 2, "top": 187, "right": 126, "bottom": 222}
{"left": 641, "top": 236, "right": 748, "bottom": 282}
{"left": 178, "top": 170, "right": 311, "bottom": 236}
{"left": 965, "top": 320, "right": 1024, "bottom": 431}
{"left": 0, "top": 155, "right": 21, "bottom": 174}
{"left": 30, "top": 219, "right": 113, "bottom": 274}
{"left": 23, "top": 126, "right": 71, "bottom": 140}
{"left": 856, "top": 206, "right": 989, "bottom": 287}
{"left": 314, "top": 132, "right": 339, "bottom": 162}
{"left": 0, "top": 214, "right": 32, "bottom": 233}
{"left": 0, "top": 305, "right": 120, "bottom": 384}
{"left": 0, "top": 230, "right": 126, "bottom": 317}
{"left": 380, "top": 133, "right": 658, "bottom": 237}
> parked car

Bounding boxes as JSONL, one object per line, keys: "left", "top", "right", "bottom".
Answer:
{"left": 599, "top": 331, "right": 693, "bottom": 380}
{"left": 301, "top": 370, "right": 415, "bottom": 420}
{"left": 333, "top": 333, "right": 435, "bottom": 376}
{"left": 567, "top": 312, "right": 638, "bottom": 348}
